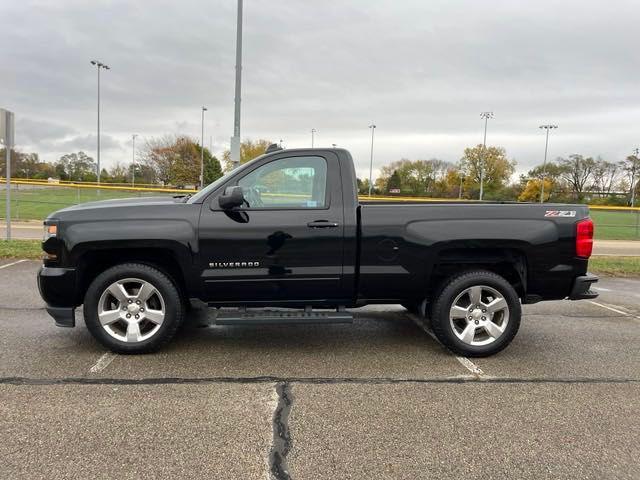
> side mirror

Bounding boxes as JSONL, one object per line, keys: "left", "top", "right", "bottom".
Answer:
{"left": 218, "top": 186, "right": 245, "bottom": 209}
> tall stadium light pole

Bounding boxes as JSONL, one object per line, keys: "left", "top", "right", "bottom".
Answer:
{"left": 131, "top": 134, "right": 138, "bottom": 187}
{"left": 3, "top": 137, "right": 8, "bottom": 239}
{"left": 539, "top": 125, "right": 558, "bottom": 203}
{"left": 311, "top": 128, "right": 316, "bottom": 147}
{"left": 200, "top": 106, "right": 207, "bottom": 189}
{"left": 368, "top": 124, "right": 376, "bottom": 196}
{"left": 90, "top": 60, "right": 110, "bottom": 187}
{"left": 632, "top": 148, "right": 640, "bottom": 237}
{"left": 230, "top": 0, "right": 243, "bottom": 169}
{"left": 478, "top": 112, "right": 493, "bottom": 200}
{"left": 1, "top": 108, "right": 14, "bottom": 240}
{"left": 632, "top": 148, "right": 640, "bottom": 209}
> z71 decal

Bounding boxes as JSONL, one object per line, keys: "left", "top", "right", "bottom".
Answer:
{"left": 545, "top": 210, "right": 576, "bottom": 217}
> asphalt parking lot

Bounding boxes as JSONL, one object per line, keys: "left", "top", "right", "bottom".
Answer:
{"left": 1, "top": 260, "right": 639, "bottom": 479}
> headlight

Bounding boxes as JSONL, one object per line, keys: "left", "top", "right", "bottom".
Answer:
{"left": 43, "top": 224, "right": 57, "bottom": 241}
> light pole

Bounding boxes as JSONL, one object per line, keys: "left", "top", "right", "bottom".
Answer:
{"left": 479, "top": 112, "right": 493, "bottom": 200}
{"left": 131, "top": 134, "right": 138, "bottom": 186}
{"left": 632, "top": 148, "right": 640, "bottom": 238}
{"left": 311, "top": 128, "right": 316, "bottom": 147}
{"left": 368, "top": 124, "right": 376, "bottom": 196}
{"left": 539, "top": 125, "right": 558, "bottom": 203}
{"left": 90, "top": 60, "right": 110, "bottom": 187}
{"left": 632, "top": 148, "right": 639, "bottom": 209}
{"left": 1, "top": 108, "right": 14, "bottom": 240}
{"left": 230, "top": 0, "right": 243, "bottom": 169}
{"left": 200, "top": 106, "right": 207, "bottom": 189}
{"left": 459, "top": 174, "right": 465, "bottom": 199}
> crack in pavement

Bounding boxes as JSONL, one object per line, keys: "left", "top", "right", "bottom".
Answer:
{"left": 1, "top": 376, "right": 638, "bottom": 386}
{"left": 269, "top": 382, "right": 292, "bottom": 480}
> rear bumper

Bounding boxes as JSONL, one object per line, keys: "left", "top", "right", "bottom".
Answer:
{"left": 568, "top": 273, "right": 599, "bottom": 300}
{"left": 38, "top": 266, "right": 78, "bottom": 327}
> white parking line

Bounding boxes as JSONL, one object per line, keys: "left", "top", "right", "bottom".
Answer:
{"left": 0, "top": 259, "right": 28, "bottom": 270}
{"left": 454, "top": 356, "right": 486, "bottom": 376}
{"left": 88, "top": 352, "right": 117, "bottom": 374}
{"left": 588, "top": 300, "right": 640, "bottom": 322}
{"left": 406, "top": 312, "right": 487, "bottom": 378}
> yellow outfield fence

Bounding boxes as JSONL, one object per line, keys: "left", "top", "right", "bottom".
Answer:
{"left": 0, "top": 177, "right": 162, "bottom": 188}
{"left": 1, "top": 178, "right": 197, "bottom": 194}
{"left": 1, "top": 177, "right": 639, "bottom": 211}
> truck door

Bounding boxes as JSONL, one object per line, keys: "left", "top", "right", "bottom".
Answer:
{"left": 197, "top": 152, "right": 346, "bottom": 303}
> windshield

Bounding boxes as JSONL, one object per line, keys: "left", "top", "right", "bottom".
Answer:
{"left": 187, "top": 155, "right": 265, "bottom": 203}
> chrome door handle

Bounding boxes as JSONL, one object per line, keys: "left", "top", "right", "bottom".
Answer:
{"left": 307, "top": 220, "right": 339, "bottom": 228}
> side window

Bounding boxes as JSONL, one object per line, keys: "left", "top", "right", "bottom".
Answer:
{"left": 237, "top": 156, "right": 328, "bottom": 209}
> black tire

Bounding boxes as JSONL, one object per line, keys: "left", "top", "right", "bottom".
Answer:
{"left": 83, "top": 263, "right": 184, "bottom": 354}
{"left": 430, "top": 270, "right": 521, "bottom": 357}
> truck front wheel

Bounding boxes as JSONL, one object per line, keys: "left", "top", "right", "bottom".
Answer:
{"left": 430, "top": 270, "right": 521, "bottom": 357}
{"left": 83, "top": 263, "right": 184, "bottom": 354}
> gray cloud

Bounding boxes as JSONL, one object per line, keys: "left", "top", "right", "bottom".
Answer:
{"left": 1, "top": 0, "right": 639, "bottom": 179}
{"left": 53, "top": 134, "right": 123, "bottom": 153}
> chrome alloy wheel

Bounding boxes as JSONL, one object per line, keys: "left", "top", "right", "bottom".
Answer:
{"left": 97, "top": 278, "right": 166, "bottom": 343}
{"left": 448, "top": 285, "right": 510, "bottom": 346}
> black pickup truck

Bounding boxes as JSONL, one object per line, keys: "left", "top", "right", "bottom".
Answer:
{"left": 38, "top": 146, "right": 597, "bottom": 356}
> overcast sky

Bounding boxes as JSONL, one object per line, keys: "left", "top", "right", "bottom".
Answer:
{"left": 2, "top": 0, "right": 639, "bottom": 180}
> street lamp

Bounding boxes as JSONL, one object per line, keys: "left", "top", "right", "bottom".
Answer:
{"left": 539, "top": 125, "right": 558, "bottom": 203}
{"left": 201, "top": 106, "right": 207, "bottom": 189}
{"left": 479, "top": 112, "right": 493, "bottom": 200}
{"left": 90, "top": 60, "right": 110, "bottom": 187}
{"left": 368, "top": 124, "right": 376, "bottom": 196}
{"left": 131, "top": 134, "right": 138, "bottom": 186}
{"left": 311, "top": 128, "right": 316, "bottom": 147}
{"left": 230, "top": 0, "right": 243, "bottom": 169}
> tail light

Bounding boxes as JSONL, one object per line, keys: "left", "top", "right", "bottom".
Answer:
{"left": 576, "top": 218, "right": 594, "bottom": 258}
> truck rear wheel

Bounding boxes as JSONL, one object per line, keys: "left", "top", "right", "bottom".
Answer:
{"left": 430, "top": 270, "right": 520, "bottom": 357}
{"left": 83, "top": 263, "right": 184, "bottom": 354}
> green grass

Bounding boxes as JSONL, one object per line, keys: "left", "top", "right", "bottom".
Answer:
{"left": 590, "top": 210, "right": 640, "bottom": 240}
{"left": 588, "top": 256, "right": 640, "bottom": 277}
{"left": 1, "top": 188, "right": 639, "bottom": 240}
{"left": 0, "top": 186, "right": 164, "bottom": 221}
{"left": 0, "top": 240, "right": 42, "bottom": 259}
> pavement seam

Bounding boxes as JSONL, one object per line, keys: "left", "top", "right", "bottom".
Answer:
{"left": 1, "top": 376, "right": 637, "bottom": 386}
{"left": 269, "top": 382, "right": 292, "bottom": 480}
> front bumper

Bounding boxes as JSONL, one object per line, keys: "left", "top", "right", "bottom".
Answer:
{"left": 46, "top": 306, "right": 76, "bottom": 328}
{"left": 569, "top": 273, "right": 599, "bottom": 300}
{"left": 37, "top": 266, "right": 78, "bottom": 327}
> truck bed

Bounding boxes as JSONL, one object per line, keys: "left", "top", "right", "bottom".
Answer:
{"left": 357, "top": 202, "right": 589, "bottom": 302}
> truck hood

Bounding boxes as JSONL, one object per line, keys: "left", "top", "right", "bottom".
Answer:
{"left": 49, "top": 196, "right": 185, "bottom": 218}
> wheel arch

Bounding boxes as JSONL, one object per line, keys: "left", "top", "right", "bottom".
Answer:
{"left": 74, "top": 245, "right": 192, "bottom": 305}
{"left": 428, "top": 248, "right": 527, "bottom": 301}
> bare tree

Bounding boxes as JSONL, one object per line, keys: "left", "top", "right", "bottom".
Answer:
{"left": 591, "top": 157, "right": 620, "bottom": 197}
{"left": 558, "top": 154, "right": 596, "bottom": 201}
